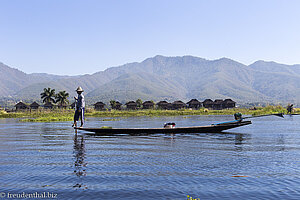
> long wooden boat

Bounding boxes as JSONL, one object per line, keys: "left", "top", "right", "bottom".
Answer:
{"left": 75, "top": 120, "right": 252, "bottom": 135}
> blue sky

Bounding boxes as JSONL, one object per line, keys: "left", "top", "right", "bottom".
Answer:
{"left": 1, "top": 0, "right": 300, "bottom": 75}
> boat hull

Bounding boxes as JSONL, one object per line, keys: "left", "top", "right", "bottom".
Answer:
{"left": 75, "top": 120, "right": 252, "bottom": 135}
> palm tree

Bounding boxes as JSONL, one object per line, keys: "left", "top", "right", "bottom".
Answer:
{"left": 136, "top": 99, "right": 143, "bottom": 108}
{"left": 40, "top": 88, "right": 56, "bottom": 104}
{"left": 55, "top": 91, "right": 69, "bottom": 108}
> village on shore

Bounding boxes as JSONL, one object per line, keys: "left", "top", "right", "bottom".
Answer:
{"left": 1, "top": 90, "right": 294, "bottom": 122}
{"left": 12, "top": 98, "right": 236, "bottom": 112}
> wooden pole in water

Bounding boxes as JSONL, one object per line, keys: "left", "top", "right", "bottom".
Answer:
{"left": 74, "top": 122, "right": 77, "bottom": 135}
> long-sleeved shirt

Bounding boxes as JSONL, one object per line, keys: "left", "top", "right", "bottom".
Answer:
{"left": 76, "top": 93, "right": 85, "bottom": 109}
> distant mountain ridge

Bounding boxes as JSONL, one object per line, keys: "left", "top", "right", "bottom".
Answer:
{"left": 0, "top": 62, "right": 66, "bottom": 97}
{"left": 1, "top": 56, "right": 300, "bottom": 105}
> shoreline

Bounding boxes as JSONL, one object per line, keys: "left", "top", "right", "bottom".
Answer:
{"left": 0, "top": 106, "right": 294, "bottom": 122}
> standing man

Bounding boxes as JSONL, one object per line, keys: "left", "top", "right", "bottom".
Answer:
{"left": 287, "top": 104, "right": 293, "bottom": 114}
{"left": 73, "top": 87, "right": 85, "bottom": 128}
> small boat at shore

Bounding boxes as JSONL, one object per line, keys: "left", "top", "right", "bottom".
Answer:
{"left": 75, "top": 120, "right": 252, "bottom": 135}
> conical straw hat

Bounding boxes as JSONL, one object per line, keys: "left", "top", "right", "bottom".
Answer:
{"left": 76, "top": 86, "right": 84, "bottom": 92}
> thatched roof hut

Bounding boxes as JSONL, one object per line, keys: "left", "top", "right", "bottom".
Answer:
{"left": 113, "top": 101, "right": 122, "bottom": 110}
{"left": 125, "top": 101, "right": 137, "bottom": 110}
{"left": 172, "top": 100, "right": 186, "bottom": 110}
{"left": 187, "top": 99, "right": 202, "bottom": 109}
{"left": 213, "top": 99, "right": 224, "bottom": 110}
{"left": 30, "top": 102, "right": 40, "bottom": 109}
{"left": 94, "top": 102, "right": 106, "bottom": 111}
{"left": 110, "top": 101, "right": 122, "bottom": 110}
{"left": 15, "top": 102, "right": 29, "bottom": 110}
{"left": 142, "top": 101, "right": 155, "bottom": 109}
{"left": 202, "top": 99, "right": 214, "bottom": 109}
{"left": 157, "top": 101, "right": 169, "bottom": 110}
{"left": 223, "top": 99, "right": 236, "bottom": 108}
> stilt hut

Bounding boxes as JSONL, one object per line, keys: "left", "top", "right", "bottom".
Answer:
{"left": 157, "top": 101, "right": 169, "bottom": 110}
{"left": 202, "top": 99, "right": 214, "bottom": 109}
{"left": 223, "top": 99, "right": 236, "bottom": 109}
{"left": 125, "top": 101, "right": 137, "bottom": 110}
{"left": 142, "top": 101, "right": 155, "bottom": 109}
{"left": 213, "top": 99, "right": 224, "bottom": 110}
{"left": 186, "top": 99, "right": 202, "bottom": 109}
{"left": 30, "top": 102, "right": 40, "bottom": 110}
{"left": 94, "top": 102, "right": 106, "bottom": 111}
{"left": 111, "top": 101, "right": 122, "bottom": 110}
{"left": 172, "top": 101, "right": 186, "bottom": 110}
{"left": 113, "top": 101, "right": 122, "bottom": 110}
{"left": 15, "top": 102, "right": 29, "bottom": 111}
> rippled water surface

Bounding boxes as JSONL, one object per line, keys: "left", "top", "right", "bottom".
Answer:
{"left": 1, "top": 115, "right": 300, "bottom": 200}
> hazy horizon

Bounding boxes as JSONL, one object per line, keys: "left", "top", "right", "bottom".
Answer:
{"left": 2, "top": 55, "right": 300, "bottom": 76}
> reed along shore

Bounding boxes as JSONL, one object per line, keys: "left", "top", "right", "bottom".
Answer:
{"left": 0, "top": 105, "right": 295, "bottom": 122}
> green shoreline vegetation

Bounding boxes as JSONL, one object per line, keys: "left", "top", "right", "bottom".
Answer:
{"left": 0, "top": 105, "right": 298, "bottom": 122}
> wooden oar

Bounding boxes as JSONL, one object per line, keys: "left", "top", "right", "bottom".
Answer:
{"left": 242, "top": 113, "right": 284, "bottom": 119}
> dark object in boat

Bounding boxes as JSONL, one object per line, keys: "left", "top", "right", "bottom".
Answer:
{"left": 164, "top": 122, "right": 176, "bottom": 128}
{"left": 75, "top": 120, "right": 252, "bottom": 135}
{"left": 234, "top": 112, "right": 243, "bottom": 120}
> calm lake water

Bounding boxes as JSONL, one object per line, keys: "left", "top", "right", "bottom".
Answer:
{"left": 0, "top": 115, "right": 300, "bottom": 200}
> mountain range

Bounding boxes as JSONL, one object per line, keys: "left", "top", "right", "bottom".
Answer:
{"left": 1, "top": 55, "right": 300, "bottom": 105}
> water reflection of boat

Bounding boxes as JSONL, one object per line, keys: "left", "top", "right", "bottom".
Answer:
{"left": 75, "top": 120, "right": 252, "bottom": 135}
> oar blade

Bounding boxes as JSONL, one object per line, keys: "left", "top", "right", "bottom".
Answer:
{"left": 241, "top": 112, "right": 284, "bottom": 119}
